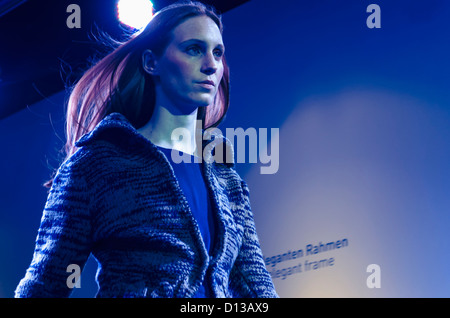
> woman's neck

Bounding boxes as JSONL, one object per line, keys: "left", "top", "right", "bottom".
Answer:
{"left": 138, "top": 104, "right": 201, "bottom": 157}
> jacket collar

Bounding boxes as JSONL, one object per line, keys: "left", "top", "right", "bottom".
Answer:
{"left": 75, "top": 112, "right": 235, "bottom": 167}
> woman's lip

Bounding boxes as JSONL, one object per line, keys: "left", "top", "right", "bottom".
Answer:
{"left": 197, "top": 81, "right": 215, "bottom": 87}
{"left": 196, "top": 82, "right": 215, "bottom": 89}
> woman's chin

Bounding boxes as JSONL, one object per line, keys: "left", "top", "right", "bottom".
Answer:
{"left": 189, "top": 98, "right": 214, "bottom": 110}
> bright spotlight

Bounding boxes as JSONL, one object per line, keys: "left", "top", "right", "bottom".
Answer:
{"left": 117, "top": 0, "right": 154, "bottom": 30}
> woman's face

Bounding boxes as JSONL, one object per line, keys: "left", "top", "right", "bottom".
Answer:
{"left": 148, "top": 15, "right": 225, "bottom": 114}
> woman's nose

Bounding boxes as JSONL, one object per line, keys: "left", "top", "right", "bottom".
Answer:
{"left": 201, "top": 52, "right": 218, "bottom": 75}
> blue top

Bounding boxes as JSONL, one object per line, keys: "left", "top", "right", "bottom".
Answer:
{"left": 157, "top": 146, "right": 216, "bottom": 298}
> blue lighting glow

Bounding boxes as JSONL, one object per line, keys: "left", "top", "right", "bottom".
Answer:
{"left": 117, "top": 0, "right": 154, "bottom": 30}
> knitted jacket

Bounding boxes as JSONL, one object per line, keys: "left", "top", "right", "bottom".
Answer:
{"left": 15, "top": 113, "right": 278, "bottom": 298}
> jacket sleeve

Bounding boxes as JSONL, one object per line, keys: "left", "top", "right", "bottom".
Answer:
{"left": 229, "top": 180, "right": 279, "bottom": 298}
{"left": 15, "top": 155, "right": 93, "bottom": 298}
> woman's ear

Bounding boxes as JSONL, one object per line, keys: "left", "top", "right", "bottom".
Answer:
{"left": 142, "top": 49, "right": 159, "bottom": 76}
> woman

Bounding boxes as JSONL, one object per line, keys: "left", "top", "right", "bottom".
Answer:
{"left": 15, "top": 1, "right": 278, "bottom": 298}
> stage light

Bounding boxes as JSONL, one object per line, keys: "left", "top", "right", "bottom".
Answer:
{"left": 117, "top": 0, "right": 154, "bottom": 30}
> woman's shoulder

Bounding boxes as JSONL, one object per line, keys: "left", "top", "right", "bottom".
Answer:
{"left": 70, "top": 112, "right": 150, "bottom": 162}
{"left": 75, "top": 112, "right": 149, "bottom": 151}
{"left": 52, "top": 139, "right": 131, "bottom": 190}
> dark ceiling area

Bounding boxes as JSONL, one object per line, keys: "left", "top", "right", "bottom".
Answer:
{"left": 0, "top": 0, "right": 249, "bottom": 120}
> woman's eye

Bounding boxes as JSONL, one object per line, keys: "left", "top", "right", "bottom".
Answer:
{"left": 186, "top": 46, "right": 202, "bottom": 55}
{"left": 213, "top": 49, "right": 224, "bottom": 58}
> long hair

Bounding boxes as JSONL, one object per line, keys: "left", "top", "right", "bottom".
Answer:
{"left": 45, "top": 1, "right": 230, "bottom": 188}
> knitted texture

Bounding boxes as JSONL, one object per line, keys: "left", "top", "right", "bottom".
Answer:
{"left": 15, "top": 113, "right": 278, "bottom": 298}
